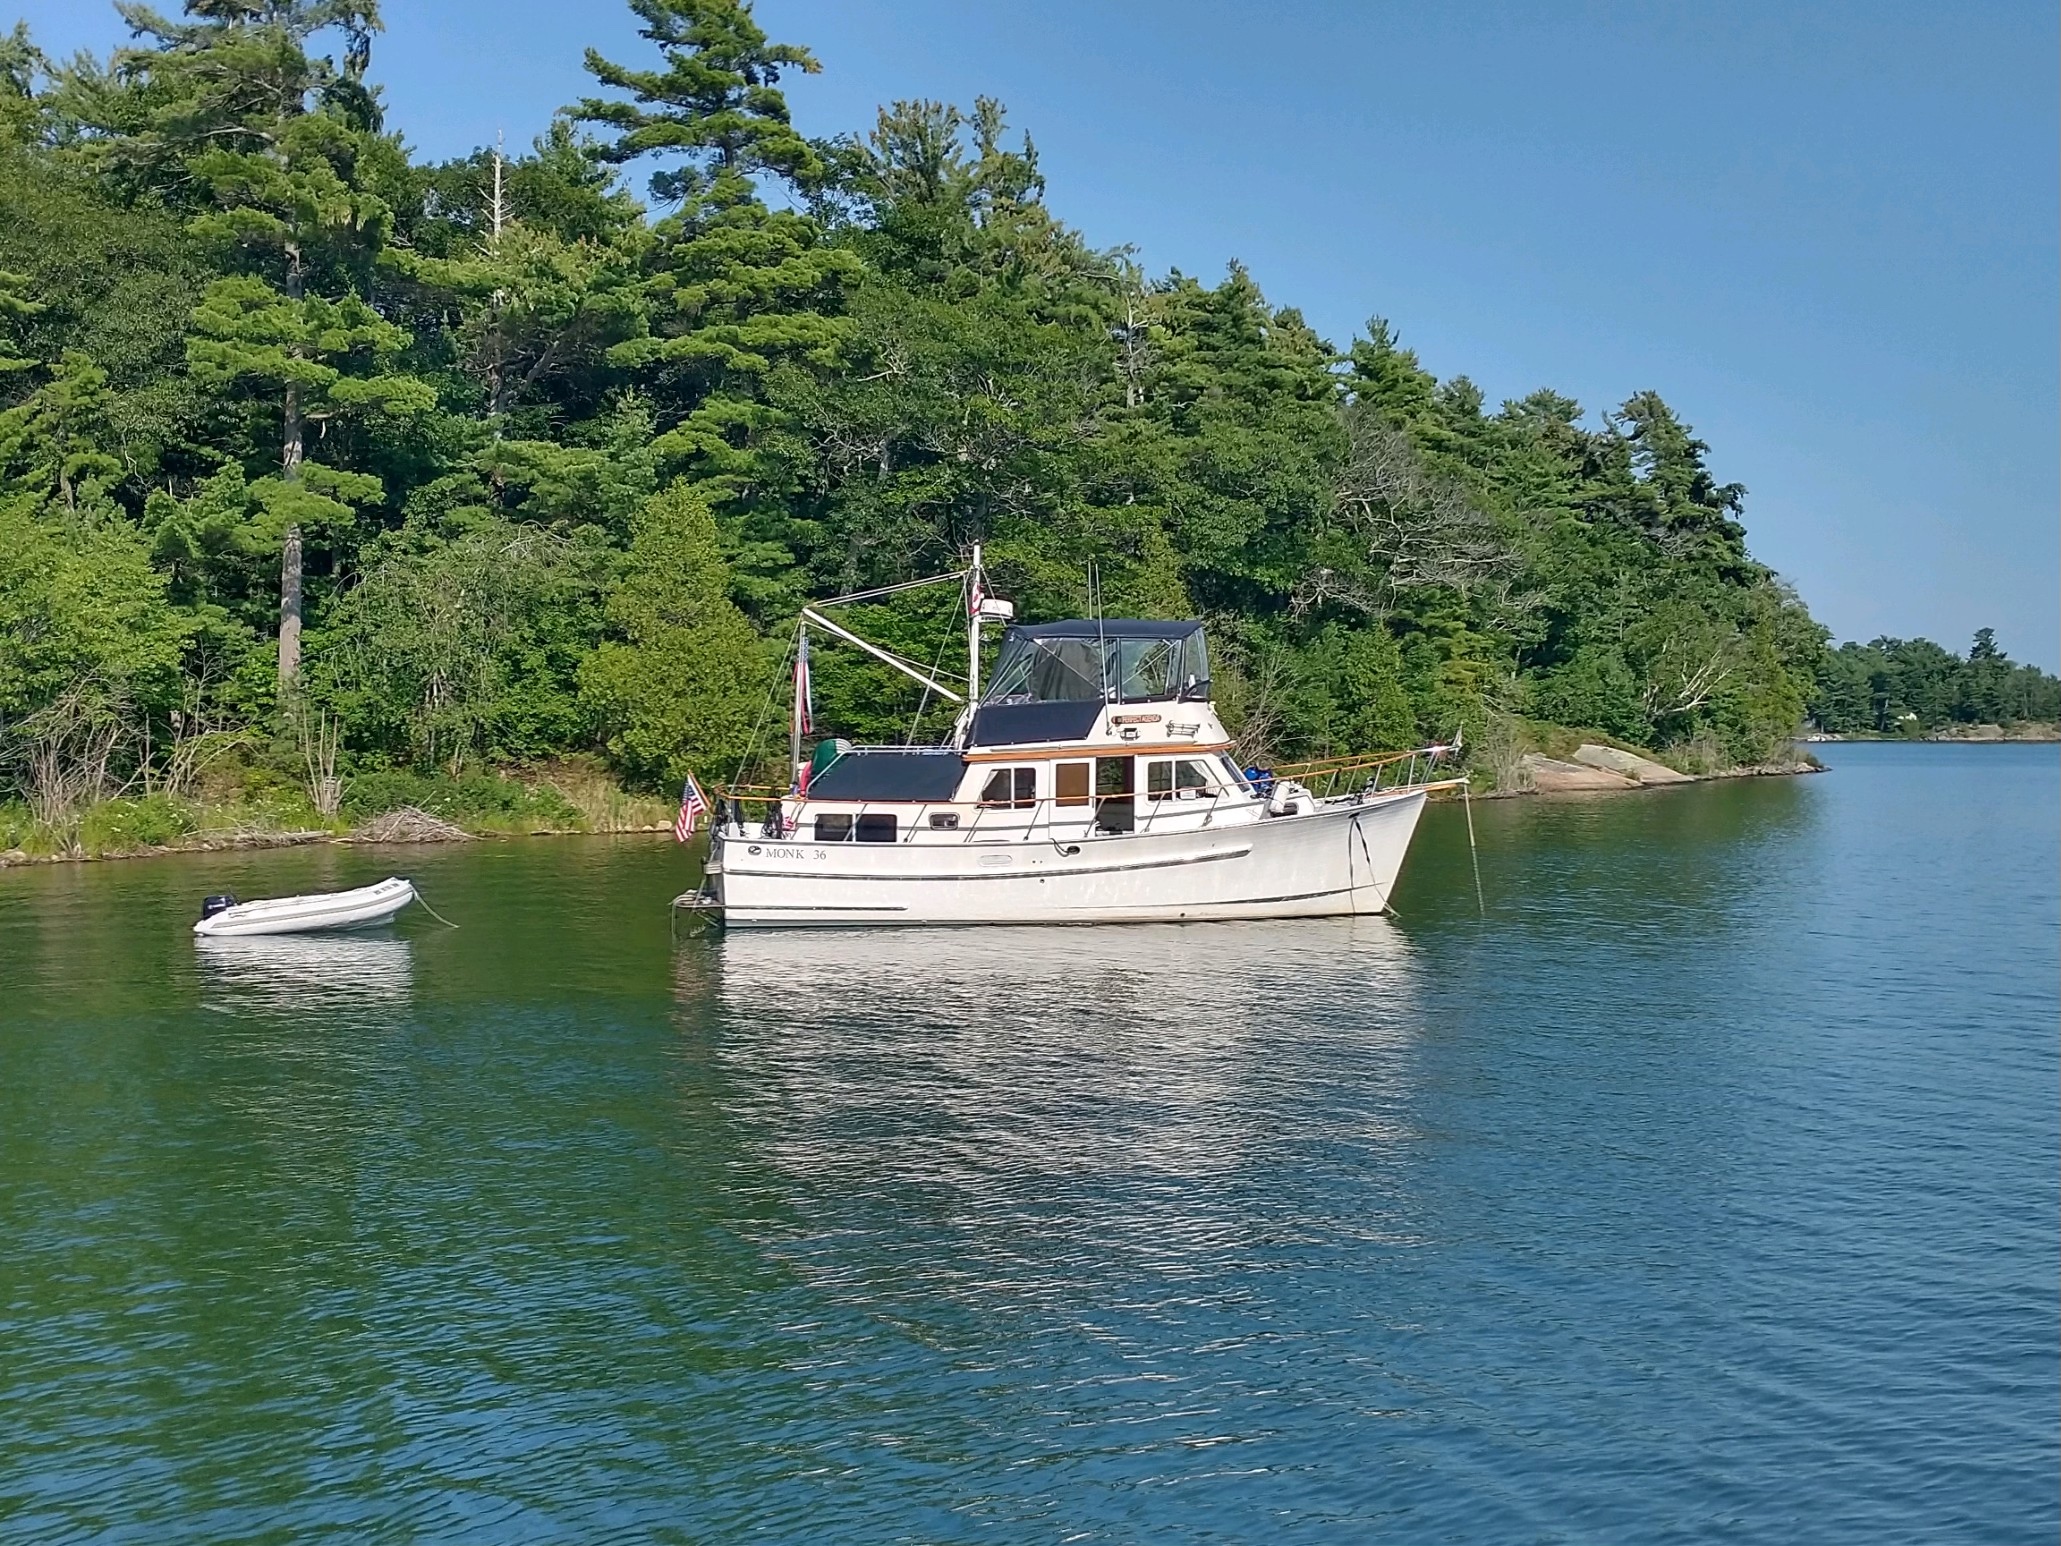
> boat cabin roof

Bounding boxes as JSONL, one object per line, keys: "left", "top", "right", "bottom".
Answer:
{"left": 1010, "top": 618, "right": 1202, "bottom": 641}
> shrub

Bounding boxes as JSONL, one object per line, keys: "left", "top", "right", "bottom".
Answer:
{"left": 76, "top": 794, "right": 197, "bottom": 852}
{"left": 342, "top": 767, "right": 581, "bottom": 829}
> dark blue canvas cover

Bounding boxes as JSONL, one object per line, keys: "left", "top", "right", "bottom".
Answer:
{"left": 806, "top": 748, "right": 966, "bottom": 802}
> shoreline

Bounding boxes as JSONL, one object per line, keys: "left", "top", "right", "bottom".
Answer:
{"left": 0, "top": 820, "right": 675, "bottom": 871}
{"left": 1805, "top": 733, "right": 2061, "bottom": 744}
{"left": 0, "top": 761, "right": 1828, "bottom": 870}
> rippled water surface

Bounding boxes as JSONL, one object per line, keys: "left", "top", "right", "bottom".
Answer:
{"left": 2, "top": 743, "right": 2055, "bottom": 1543}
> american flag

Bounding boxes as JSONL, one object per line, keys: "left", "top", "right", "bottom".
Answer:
{"left": 793, "top": 632, "right": 813, "bottom": 737}
{"left": 674, "top": 772, "right": 709, "bottom": 842}
{"left": 968, "top": 570, "right": 984, "bottom": 617}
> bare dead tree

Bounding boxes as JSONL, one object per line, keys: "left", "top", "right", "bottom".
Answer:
{"left": 159, "top": 656, "right": 251, "bottom": 800}
{"left": 1223, "top": 648, "right": 1294, "bottom": 767}
{"left": 1319, "top": 406, "right": 1526, "bottom": 617}
{"left": 296, "top": 703, "right": 343, "bottom": 819}
{"left": 6, "top": 686, "right": 131, "bottom": 837}
{"left": 1639, "top": 638, "right": 1735, "bottom": 718}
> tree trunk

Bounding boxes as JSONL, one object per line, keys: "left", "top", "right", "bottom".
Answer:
{"left": 278, "top": 521, "right": 303, "bottom": 687}
{"left": 278, "top": 240, "right": 306, "bottom": 689}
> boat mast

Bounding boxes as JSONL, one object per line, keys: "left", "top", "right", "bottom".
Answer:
{"left": 967, "top": 542, "right": 983, "bottom": 703}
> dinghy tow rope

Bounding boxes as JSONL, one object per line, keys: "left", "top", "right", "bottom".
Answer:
{"left": 413, "top": 888, "right": 461, "bottom": 929}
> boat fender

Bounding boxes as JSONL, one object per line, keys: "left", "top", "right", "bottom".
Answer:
{"left": 199, "top": 893, "right": 238, "bottom": 921}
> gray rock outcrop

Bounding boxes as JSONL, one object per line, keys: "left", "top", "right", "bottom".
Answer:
{"left": 1571, "top": 744, "right": 1693, "bottom": 784}
{"left": 1520, "top": 754, "right": 1637, "bottom": 792}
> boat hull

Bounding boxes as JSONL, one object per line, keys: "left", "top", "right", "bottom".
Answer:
{"left": 705, "top": 790, "right": 1428, "bottom": 927}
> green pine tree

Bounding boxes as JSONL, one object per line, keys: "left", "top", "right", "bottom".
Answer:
{"left": 92, "top": 0, "right": 432, "bottom": 689}
{"left": 575, "top": 0, "right": 859, "bottom": 499}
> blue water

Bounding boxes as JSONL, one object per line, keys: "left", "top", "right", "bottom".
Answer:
{"left": 0, "top": 742, "right": 2055, "bottom": 1541}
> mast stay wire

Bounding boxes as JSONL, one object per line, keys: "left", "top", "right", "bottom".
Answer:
{"left": 731, "top": 628, "right": 798, "bottom": 790}
{"left": 815, "top": 570, "right": 967, "bottom": 608}
{"left": 906, "top": 586, "right": 966, "bottom": 744}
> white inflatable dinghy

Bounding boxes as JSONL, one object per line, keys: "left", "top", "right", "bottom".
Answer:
{"left": 193, "top": 876, "right": 417, "bottom": 937}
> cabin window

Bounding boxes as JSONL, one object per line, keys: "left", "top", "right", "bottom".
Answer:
{"left": 1147, "top": 758, "right": 1220, "bottom": 800}
{"left": 1055, "top": 762, "right": 1091, "bottom": 807}
{"left": 855, "top": 813, "right": 897, "bottom": 843}
{"left": 980, "top": 767, "right": 1037, "bottom": 808}
{"left": 815, "top": 813, "right": 852, "bottom": 842}
{"left": 928, "top": 812, "right": 960, "bottom": 829}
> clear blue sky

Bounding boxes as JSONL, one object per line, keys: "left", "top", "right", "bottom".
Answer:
{"left": 19, "top": 0, "right": 2059, "bottom": 667}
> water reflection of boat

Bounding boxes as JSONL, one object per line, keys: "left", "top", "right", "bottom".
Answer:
{"left": 711, "top": 917, "right": 1418, "bottom": 1033}
{"left": 696, "top": 919, "right": 1423, "bottom": 1193}
{"left": 195, "top": 933, "right": 415, "bottom": 1009}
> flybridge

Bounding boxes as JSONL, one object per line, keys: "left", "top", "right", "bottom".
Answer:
{"left": 782, "top": 551, "right": 1217, "bottom": 759}
{"left": 981, "top": 619, "right": 1210, "bottom": 708}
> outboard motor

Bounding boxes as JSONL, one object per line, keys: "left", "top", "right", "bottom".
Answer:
{"left": 199, "top": 893, "right": 238, "bottom": 921}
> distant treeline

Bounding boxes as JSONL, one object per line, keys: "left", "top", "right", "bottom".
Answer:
{"left": 0, "top": 0, "right": 2053, "bottom": 828}
{"left": 1812, "top": 630, "right": 2059, "bottom": 735}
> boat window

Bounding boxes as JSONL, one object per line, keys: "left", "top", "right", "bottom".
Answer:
{"left": 1115, "top": 637, "right": 1178, "bottom": 702}
{"left": 855, "top": 813, "right": 897, "bottom": 843}
{"left": 1148, "top": 758, "right": 1220, "bottom": 801}
{"left": 815, "top": 813, "right": 852, "bottom": 842}
{"left": 1055, "top": 761, "right": 1091, "bottom": 807}
{"left": 980, "top": 767, "right": 1037, "bottom": 808}
{"left": 985, "top": 637, "right": 1099, "bottom": 702}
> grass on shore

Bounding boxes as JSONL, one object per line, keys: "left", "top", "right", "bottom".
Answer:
{"left": 0, "top": 755, "right": 675, "bottom": 863}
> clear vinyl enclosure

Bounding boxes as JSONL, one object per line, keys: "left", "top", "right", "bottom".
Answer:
{"left": 981, "top": 621, "right": 1209, "bottom": 706}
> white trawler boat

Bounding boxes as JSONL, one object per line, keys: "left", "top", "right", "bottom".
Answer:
{"left": 686, "top": 553, "right": 1463, "bottom": 928}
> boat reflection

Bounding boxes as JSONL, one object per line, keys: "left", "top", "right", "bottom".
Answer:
{"left": 194, "top": 933, "right": 415, "bottom": 1012}
{"left": 689, "top": 921, "right": 1426, "bottom": 1277}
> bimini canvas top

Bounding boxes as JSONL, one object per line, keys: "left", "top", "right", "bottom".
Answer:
{"left": 982, "top": 620, "right": 1209, "bottom": 707}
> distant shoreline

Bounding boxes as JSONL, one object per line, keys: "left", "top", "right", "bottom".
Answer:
{"left": 1804, "top": 727, "right": 2060, "bottom": 745}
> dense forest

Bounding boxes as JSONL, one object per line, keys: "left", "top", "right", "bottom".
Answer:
{"left": 1, "top": 0, "right": 2053, "bottom": 846}
{"left": 1812, "top": 630, "right": 2060, "bottom": 736}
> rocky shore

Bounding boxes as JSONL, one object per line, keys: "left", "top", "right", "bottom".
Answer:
{"left": 1494, "top": 743, "right": 1819, "bottom": 797}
